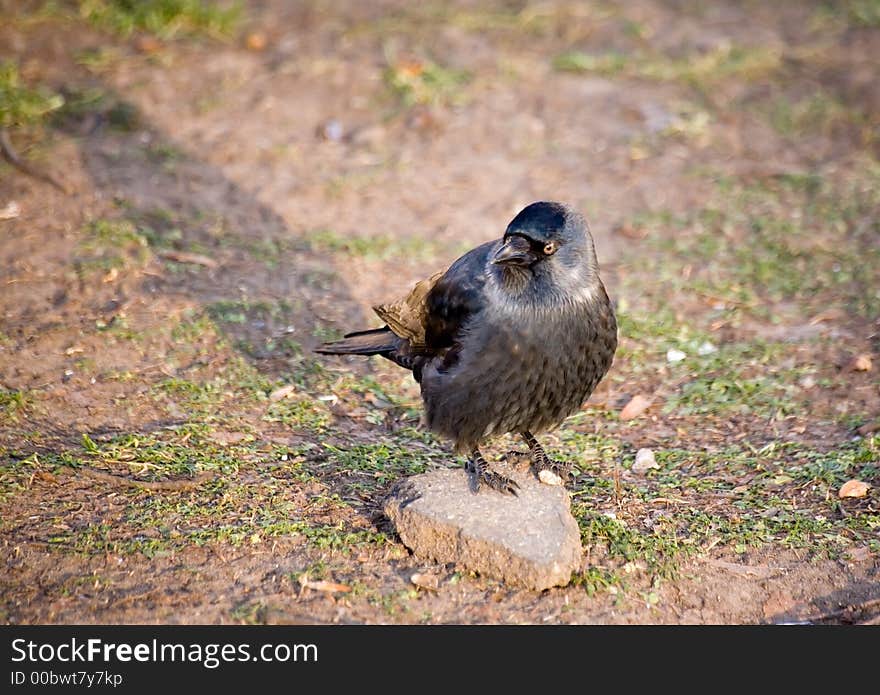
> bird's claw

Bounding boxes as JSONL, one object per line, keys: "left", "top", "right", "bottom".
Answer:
{"left": 531, "top": 451, "right": 572, "bottom": 483}
{"left": 534, "top": 458, "right": 572, "bottom": 483}
{"left": 522, "top": 432, "right": 571, "bottom": 484}
{"left": 466, "top": 459, "right": 519, "bottom": 496}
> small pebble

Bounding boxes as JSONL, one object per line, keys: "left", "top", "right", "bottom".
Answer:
{"left": 666, "top": 348, "right": 686, "bottom": 363}
{"left": 633, "top": 448, "right": 659, "bottom": 474}
{"left": 538, "top": 469, "right": 563, "bottom": 486}
{"left": 697, "top": 341, "right": 717, "bottom": 356}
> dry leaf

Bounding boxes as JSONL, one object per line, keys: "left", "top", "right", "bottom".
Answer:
{"left": 136, "top": 36, "right": 162, "bottom": 54}
{"left": 851, "top": 354, "right": 872, "bottom": 372}
{"left": 396, "top": 59, "right": 424, "bottom": 78}
{"left": 269, "top": 384, "right": 296, "bottom": 402}
{"left": 538, "top": 469, "right": 563, "bottom": 486}
{"left": 157, "top": 250, "right": 218, "bottom": 269}
{"left": 632, "top": 448, "right": 659, "bottom": 474}
{"left": 245, "top": 32, "right": 267, "bottom": 51}
{"left": 615, "top": 223, "right": 648, "bottom": 240}
{"left": 620, "top": 394, "right": 652, "bottom": 421}
{"left": 857, "top": 420, "right": 880, "bottom": 436}
{"left": 209, "top": 430, "right": 249, "bottom": 446}
{"left": 32, "top": 470, "right": 58, "bottom": 485}
{"left": 300, "top": 579, "right": 351, "bottom": 594}
{"left": 838, "top": 480, "right": 870, "bottom": 498}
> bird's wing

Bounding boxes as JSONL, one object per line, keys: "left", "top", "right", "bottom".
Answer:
{"left": 373, "top": 271, "right": 444, "bottom": 349}
{"left": 422, "top": 240, "right": 495, "bottom": 349}
{"left": 372, "top": 240, "right": 495, "bottom": 352}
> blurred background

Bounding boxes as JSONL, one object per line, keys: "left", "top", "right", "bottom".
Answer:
{"left": 0, "top": 1, "right": 878, "bottom": 624}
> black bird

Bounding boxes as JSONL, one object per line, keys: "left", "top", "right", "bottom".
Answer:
{"left": 316, "top": 202, "right": 617, "bottom": 494}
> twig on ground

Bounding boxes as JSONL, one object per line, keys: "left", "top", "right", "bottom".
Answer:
{"left": 78, "top": 466, "right": 216, "bottom": 491}
{"left": 0, "top": 128, "right": 70, "bottom": 194}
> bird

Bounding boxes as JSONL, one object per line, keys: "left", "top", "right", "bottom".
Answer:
{"left": 315, "top": 202, "right": 617, "bottom": 495}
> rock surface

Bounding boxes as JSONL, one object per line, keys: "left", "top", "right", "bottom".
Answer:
{"left": 384, "top": 467, "right": 583, "bottom": 591}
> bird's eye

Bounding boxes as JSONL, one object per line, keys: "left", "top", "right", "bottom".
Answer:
{"left": 543, "top": 241, "right": 557, "bottom": 255}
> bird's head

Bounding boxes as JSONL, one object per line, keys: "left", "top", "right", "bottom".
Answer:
{"left": 490, "top": 202, "right": 599, "bottom": 301}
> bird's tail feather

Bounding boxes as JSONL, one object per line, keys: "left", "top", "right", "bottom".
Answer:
{"left": 314, "top": 327, "right": 400, "bottom": 356}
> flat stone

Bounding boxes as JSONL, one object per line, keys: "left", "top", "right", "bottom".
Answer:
{"left": 384, "top": 467, "right": 583, "bottom": 591}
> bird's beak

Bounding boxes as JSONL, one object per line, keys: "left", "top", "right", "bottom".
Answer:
{"left": 492, "top": 236, "right": 536, "bottom": 267}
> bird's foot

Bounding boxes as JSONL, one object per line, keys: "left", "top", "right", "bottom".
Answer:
{"left": 466, "top": 451, "right": 519, "bottom": 496}
{"left": 522, "top": 432, "right": 572, "bottom": 484}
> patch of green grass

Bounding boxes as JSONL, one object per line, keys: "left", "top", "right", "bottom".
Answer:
{"left": 0, "top": 60, "right": 64, "bottom": 130}
{"left": 664, "top": 341, "right": 801, "bottom": 418}
{"left": 206, "top": 299, "right": 291, "bottom": 326}
{"left": 145, "top": 141, "right": 185, "bottom": 169}
{"left": 44, "top": 443, "right": 389, "bottom": 557}
{"left": 566, "top": 435, "right": 878, "bottom": 593}
{"left": 53, "top": 85, "right": 140, "bottom": 132}
{"left": 553, "top": 43, "right": 781, "bottom": 89}
{"left": 170, "top": 311, "right": 217, "bottom": 343}
{"left": 345, "top": 3, "right": 566, "bottom": 42}
{"left": 626, "top": 163, "right": 880, "bottom": 321}
{"left": 264, "top": 399, "right": 331, "bottom": 433}
{"left": 384, "top": 57, "right": 471, "bottom": 108}
{"left": 153, "top": 357, "right": 274, "bottom": 416}
{"left": 318, "top": 439, "right": 447, "bottom": 487}
{"left": 230, "top": 601, "right": 269, "bottom": 624}
{"left": 819, "top": 0, "right": 880, "bottom": 28}
{"left": 78, "top": 0, "right": 241, "bottom": 40}
{"left": 0, "top": 390, "right": 30, "bottom": 424}
{"left": 579, "top": 510, "right": 690, "bottom": 580}
{"left": 667, "top": 373, "right": 797, "bottom": 417}
{"left": 73, "top": 425, "right": 244, "bottom": 478}
{"left": 76, "top": 218, "right": 150, "bottom": 273}
{"left": 762, "top": 90, "right": 865, "bottom": 142}
{"left": 614, "top": 308, "right": 799, "bottom": 422}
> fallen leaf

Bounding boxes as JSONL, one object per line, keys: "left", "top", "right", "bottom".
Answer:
{"left": 632, "top": 448, "right": 659, "bottom": 474}
{"left": 102, "top": 267, "right": 119, "bottom": 283}
{"left": 269, "top": 384, "right": 296, "bottom": 402}
{"left": 136, "top": 36, "right": 162, "bottom": 54}
{"left": 209, "top": 430, "right": 250, "bottom": 446}
{"left": 620, "top": 394, "right": 652, "bottom": 421}
{"left": 395, "top": 59, "right": 424, "bottom": 78}
{"left": 838, "top": 480, "right": 870, "bottom": 498}
{"left": 538, "top": 469, "right": 563, "bottom": 486}
{"left": 300, "top": 579, "right": 351, "bottom": 594}
{"left": 808, "top": 309, "right": 843, "bottom": 325}
{"left": 857, "top": 420, "right": 880, "bottom": 436}
{"left": 32, "top": 470, "right": 58, "bottom": 485}
{"left": 851, "top": 354, "right": 872, "bottom": 372}
{"left": 245, "top": 32, "right": 267, "bottom": 51}
{"left": 615, "top": 223, "right": 648, "bottom": 240}
{"left": 157, "top": 250, "right": 218, "bottom": 269}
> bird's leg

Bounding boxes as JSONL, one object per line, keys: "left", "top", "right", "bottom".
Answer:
{"left": 522, "top": 431, "right": 571, "bottom": 481}
{"left": 466, "top": 448, "right": 519, "bottom": 496}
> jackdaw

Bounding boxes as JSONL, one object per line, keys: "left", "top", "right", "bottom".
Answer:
{"left": 316, "top": 201, "right": 617, "bottom": 494}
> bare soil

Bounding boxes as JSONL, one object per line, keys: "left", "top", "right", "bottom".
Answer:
{"left": 1, "top": 0, "right": 878, "bottom": 624}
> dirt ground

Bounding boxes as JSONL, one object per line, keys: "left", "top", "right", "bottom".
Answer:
{"left": 1, "top": 0, "right": 878, "bottom": 624}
